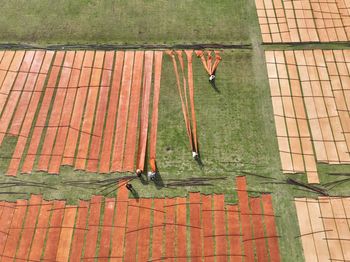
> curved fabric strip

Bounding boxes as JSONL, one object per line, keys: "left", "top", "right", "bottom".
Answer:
{"left": 75, "top": 51, "right": 105, "bottom": 170}
{"left": 136, "top": 51, "right": 154, "bottom": 172}
{"left": 185, "top": 50, "right": 198, "bottom": 154}
{"left": 86, "top": 51, "right": 114, "bottom": 173}
{"left": 122, "top": 51, "right": 144, "bottom": 172}
{"left": 195, "top": 50, "right": 211, "bottom": 75}
{"left": 38, "top": 51, "right": 76, "bottom": 172}
{"left": 176, "top": 51, "right": 191, "bottom": 123}
{"left": 206, "top": 51, "right": 212, "bottom": 75}
{"left": 149, "top": 51, "right": 163, "bottom": 172}
{"left": 111, "top": 51, "right": 134, "bottom": 172}
{"left": 176, "top": 51, "right": 193, "bottom": 150}
{"left": 22, "top": 52, "right": 65, "bottom": 173}
{"left": 211, "top": 51, "right": 222, "bottom": 74}
{"left": 61, "top": 51, "right": 94, "bottom": 167}
{"left": 166, "top": 51, "right": 193, "bottom": 152}
{"left": 49, "top": 51, "right": 85, "bottom": 174}
{"left": 98, "top": 51, "right": 124, "bottom": 173}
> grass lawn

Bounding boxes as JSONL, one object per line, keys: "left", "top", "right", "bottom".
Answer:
{"left": 2, "top": 48, "right": 349, "bottom": 261}
{"left": 0, "top": 0, "right": 350, "bottom": 261}
{"left": 0, "top": 0, "right": 251, "bottom": 45}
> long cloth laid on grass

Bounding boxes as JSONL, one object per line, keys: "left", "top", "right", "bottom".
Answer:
{"left": 195, "top": 50, "right": 222, "bottom": 76}
{"left": 0, "top": 176, "right": 281, "bottom": 261}
{"left": 0, "top": 50, "right": 163, "bottom": 176}
{"left": 145, "top": 51, "right": 163, "bottom": 174}
{"left": 167, "top": 50, "right": 199, "bottom": 157}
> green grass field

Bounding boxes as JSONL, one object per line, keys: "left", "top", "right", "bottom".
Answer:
{"left": 0, "top": 0, "right": 251, "bottom": 45}
{"left": 0, "top": 0, "right": 350, "bottom": 261}
{"left": 1, "top": 48, "right": 349, "bottom": 261}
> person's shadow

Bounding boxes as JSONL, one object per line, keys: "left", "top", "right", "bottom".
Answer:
{"left": 195, "top": 155, "right": 204, "bottom": 170}
{"left": 127, "top": 185, "right": 140, "bottom": 200}
{"left": 193, "top": 149, "right": 204, "bottom": 169}
{"left": 138, "top": 173, "right": 149, "bottom": 185}
{"left": 209, "top": 78, "right": 220, "bottom": 93}
{"left": 153, "top": 172, "right": 165, "bottom": 190}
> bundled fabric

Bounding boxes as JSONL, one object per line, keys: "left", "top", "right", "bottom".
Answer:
{"left": 195, "top": 50, "right": 222, "bottom": 76}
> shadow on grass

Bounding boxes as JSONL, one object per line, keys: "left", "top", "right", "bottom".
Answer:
{"left": 209, "top": 79, "right": 220, "bottom": 93}
{"left": 154, "top": 172, "right": 165, "bottom": 190}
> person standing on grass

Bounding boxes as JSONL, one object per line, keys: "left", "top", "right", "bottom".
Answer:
{"left": 209, "top": 74, "right": 215, "bottom": 82}
{"left": 126, "top": 183, "right": 133, "bottom": 191}
{"left": 136, "top": 169, "right": 142, "bottom": 177}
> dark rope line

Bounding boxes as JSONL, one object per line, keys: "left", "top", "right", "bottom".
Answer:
{"left": 46, "top": 85, "right": 111, "bottom": 90}
{"left": 0, "top": 43, "right": 252, "bottom": 50}
{"left": 0, "top": 254, "right": 54, "bottom": 262}
{"left": 147, "top": 254, "right": 245, "bottom": 261}
{"left": 0, "top": 204, "right": 16, "bottom": 209}
{"left": 0, "top": 192, "right": 27, "bottom": 195}
{"left": 287, "top": 178, "right": 328, "bottom": 195}
{"left": 127, "top": 204, "right": 165, "bottom": 213}
{"left": 0, "top": 131, "right": 28, "bottom": 138}
{"left": 324, "top": 238, "right": 350, "bottom": 241}
{"left": 278, "top": 149, "right": 314, "bottom": 156}
{"left": 34, "top": 124, "right": 101, "bottom": 137}
{"left": 320, "top": 216, "right": 350, "bottom": 220}
{"left": 265, "top": 61, "right": 328, "bottom": 69}
{"left": 11, "top": 89, "right": 43, "bottom": 93}
{"left": 224, "top": 209, "right": 240, "bottom": 213}
{"left": 162, "top": 222, "right": 201, "bottom": 229}
{"left": 202, "top": 209, "right": 227, "bottom": 212}
{"left": 52, "top": 64, "right": 112, "bottom": 71}
{"left": 15, "top": 203, "right": 53, "bottom": 207}
{"left": 241, "top": 213, "right": 280, "bottom": 217}
{"left": 87, "top": 224, "right": 127, "bottom": 229}
{"left": 0, "top": 184, "right": 57, "bottom": 190}
{"left": 243, "top": 235, "right": 281, "bottom": 242}
{"left": 125, "top": 224, "right": 165, "bottom": 234}
{"left": 126, "top": 223, "right": 201, "bottom": 234}
{"left": 81, "top": 256, "right": 123, "bottom": 260}
{"left": 47, "top": 206, "right": 87, "bottom": 211}
{"left": 0, "top": 68, "right": 45, "bottom": 74}
{"left": 8, "top": 226, "right": 87, "bottom": 230}
{"left": 292, "top": 199, "right": 329, "bottom": 203}
{"left": 276, "top": 134, "right": 311, "bottom": 139}
{"left": 271, "top": 95, "right": 336, "bottom": 98}
{"left": 240, "top": 171, "right": 279, "bottom": 181}
{"left": 262, "top": 40, "right": 350, "bottom": 47}
{"left": 204, "top": 233, "right": 242, "bottom": 237}
{"left": 14, "top": 198, "right": 132, "bottom": 208}
{"left": 295, "top": 229, "right": 332, "bottom": 238}
{"left": 324, "top": 178, "right": 350, "bottom": 187}
{"left": 163, "top": 202, "right": 202, "bottom": 207}
{"left": 237, "top": 189, "right": 273, "bottom": 194}
{"left": 97, "top": 178, "right": 135, "bottom": 194}
{"left": 273, "top": 114, "right": 307, "bottom": 120}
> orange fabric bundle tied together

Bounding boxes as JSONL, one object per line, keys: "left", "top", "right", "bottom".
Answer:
{"left": 195, "top": 50, "right": 222, "bottom": 75}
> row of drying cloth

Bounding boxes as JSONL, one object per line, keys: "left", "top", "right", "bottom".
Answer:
{"left": 166, "top": 50, "right": 222, "bottom": 161}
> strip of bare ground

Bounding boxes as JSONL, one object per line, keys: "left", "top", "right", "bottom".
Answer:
{"left": 0, "top": 43, "right": 252, "bottom": 50}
